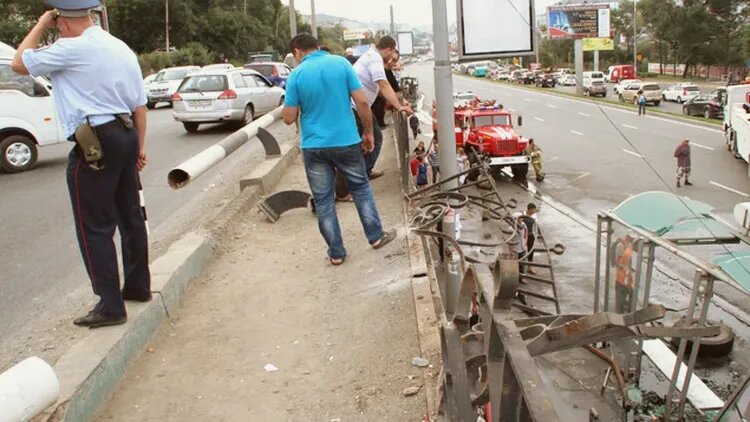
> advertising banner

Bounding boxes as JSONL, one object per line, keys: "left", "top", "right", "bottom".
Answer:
{"left": 548, "top": 5, "right": 610, "bottom": 39}
{"left": 397, "top": 32, "right": 414, "bottom": 56}
{"left": 456, "top": 0, "right": 536, "bottom": 61}
{"left": 582, "top": 37, "right": 614, "bottom": 51}
{"left": 343, "top": 29, "right": 372, "bottom": 41}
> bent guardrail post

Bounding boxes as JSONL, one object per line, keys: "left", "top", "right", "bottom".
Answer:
{"left": 167, "top": 107, "right": 283, "bottom": 189}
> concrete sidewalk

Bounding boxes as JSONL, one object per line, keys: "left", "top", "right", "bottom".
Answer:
{"left": 95, "top": 131, "right": 432, "bottom": 420}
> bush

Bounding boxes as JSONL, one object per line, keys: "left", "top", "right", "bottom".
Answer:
{"left": 641, "top": 72, "right": 658, "bottom": 78}
{"left": 138, "top": 42, "right": 216, "bottom": 76}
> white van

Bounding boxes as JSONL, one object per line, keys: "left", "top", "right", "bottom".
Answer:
{"left": 582, "top": 71, "right": 605, "bottom": 89}
{"left": 0, "top": 42, "right": 65, "bottom": 173}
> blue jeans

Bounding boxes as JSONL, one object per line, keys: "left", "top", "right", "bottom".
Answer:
{"left": 354, "top": 110, "right": 383, "bottom": 176}
{"left": 303, "top": 143, "right": 385, "bottom": 259}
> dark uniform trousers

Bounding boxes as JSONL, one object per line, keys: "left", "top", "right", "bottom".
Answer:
{"left": 66, "top": 119, "right": 150, "bottom": 318}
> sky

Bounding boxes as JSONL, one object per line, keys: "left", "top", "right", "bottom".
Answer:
{"left": 281, "top": 0, "right": 559, "bottom": 28}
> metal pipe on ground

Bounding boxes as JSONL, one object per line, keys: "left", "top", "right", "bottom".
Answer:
{"left": 167, "top": 107, "right": 283, "bottom": 189}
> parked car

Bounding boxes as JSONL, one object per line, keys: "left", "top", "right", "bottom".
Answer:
{"left": 560, "top": 75, "right": 577, "bottom": 86}
{"left": 172, "top": 68, "right": 285, "bottom": 133}
{"left": 620, "top": 82, "right": 661, "bottom": 105}
{"left": 605, "top": 64, "right": 635, "bottom": 83}
{"left": 510, "top": 70, "right": 525, "bottom": 83}
{"left": 243, "top": 62, "right": 292, "bottom": 88}
{"left": 491, "top": 70, "right": 510, "bottom": 81}
{"left": 470, "top": 64, "right": 489, "bottom": 77}
{"left": 682, "top": 93, "right": 723, "bottom": 119}
{"left": 147, "top": 65, "right": 200, "bottom": 109}
{"left": 613, "top": 79, "right": 641, "bottom": 95}
{"left": 535, "top": 73, "right": 556, "bottom": 88}
{"left": 661, "top": 84, "right": 700, "bottom": 103}
{"left": 584, "top": 80, "right": 607, "bottom": 97}
{"left": 522, "top": 72, "right": 535, "bottom": 85}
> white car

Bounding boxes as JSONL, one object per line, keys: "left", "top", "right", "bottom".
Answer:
{"left": 142, "top": 74, "right": 157, "bottom": 101}
{"left": 661, "top": 84, "right": 701, "bottom": 103}
{"left": 202, "top": 63, "right": 236, "bottom": 72}
{"left": 0, "top": 45, "right": 64, "bottom": 173}
{"left": 172, "top": 68, "right": 285, "bottom": 133}
{"left": 453, "top": 91, "right": 478, "bottom": 107}
{"left": 147, "top": 65, "right": 200, "bottom": 109}
{"left": 560, "top": 75, "right": 577, "bottom": 86}
{"left": 614, "top": 79, "right": 641, "bottom": 95}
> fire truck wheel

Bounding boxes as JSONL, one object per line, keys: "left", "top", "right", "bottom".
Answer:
{"left": 668, "top": 317, "right": 735, "bottom": 358}
{"left": 511, "top": 164, "right": 529, "bottom": 179}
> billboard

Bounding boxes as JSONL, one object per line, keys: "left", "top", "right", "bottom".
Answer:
{"left": 582, "top": 37, "right": 614, "bottom": 51}
{"left": 343, "top": 29, "right": 372, "bottom": 41}
{"left": 456, "top": 0, "right": 536, "bottom": 61}
{"left": 397, "top": 32, "right": 414, "bottom": 56}
{"left": 548, "top": 5, "right": 610, "bottom": 39}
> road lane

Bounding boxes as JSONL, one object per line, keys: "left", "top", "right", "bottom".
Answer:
{"left": 0, "top": 106, "right": 289, "bottom": 371}
{"left": 404, "top": 63, "right": 747, "bottom": 223}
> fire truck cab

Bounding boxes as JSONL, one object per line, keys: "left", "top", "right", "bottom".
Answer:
{"left": 434, "top": 100, "right": 529, "bottom": 178}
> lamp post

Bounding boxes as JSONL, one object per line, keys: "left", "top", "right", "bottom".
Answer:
{"left": 289, "top": 0, "right": 297, "bottom": 37}
{"left": 165, "top": 0, "right": 169, "bottom": 52}
{"left": 311, "top": 0, "right": 317, "bottom": 38}
{"left": 633, "top": 0, "right": 637, "bottom": 75}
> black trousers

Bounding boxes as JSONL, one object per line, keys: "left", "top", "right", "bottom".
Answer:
{"left": 527, "top": 235, "right": 536, "bottom": 262}
{"left": 66, "top": 120, "right": 150, "bottom": 317}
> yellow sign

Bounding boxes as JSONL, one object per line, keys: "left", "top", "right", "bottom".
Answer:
{"left": 582, "top": 37, "right": 614, "bottom": 51}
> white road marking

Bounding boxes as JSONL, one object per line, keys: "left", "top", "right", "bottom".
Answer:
{"left": 572, "top": 172, "right": 590, "bottom": 181}
{"left": 508, "top": 108, "right": 517, "bottom": 112}
{"left": 524, "top": 98, "right": 533, "bottom": 102}
{"left": 534, "top": 117, "right": 545, "bottom": 122}
{"left": 623, "top": 149, "right": 643, "bottom": 158}
{"left": 690, "top": 142, "right": 715, "bottom": 151}
{"left": 710, "top": 181, "right": 750, "bottom": 197}
{"left": 548, "top": 156, "right": 560, "bottom": 162}
{"left": 578, "top": 112, "right": 591, "bottom": 117}
{"left": 622, "top": 124, "right": 638, "bottom": 130}
{"left": 547, "top": 104, "right": 558, "bottom": 109}
{"left": 570, "top": 130, "right": 584, "bottom": 136}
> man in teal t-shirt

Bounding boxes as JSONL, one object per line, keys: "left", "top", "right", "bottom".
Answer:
{"left": 282, "top": 34, "right": 396, "bottom": 265}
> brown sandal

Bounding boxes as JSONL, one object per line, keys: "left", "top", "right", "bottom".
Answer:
{"left": 372, "top": 229, "right": 397, "bottom": 250}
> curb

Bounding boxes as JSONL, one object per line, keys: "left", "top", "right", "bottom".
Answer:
{"left": 39, "top": 137, "right": 298, "bottom": 422}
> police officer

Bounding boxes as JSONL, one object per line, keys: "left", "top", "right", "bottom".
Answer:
{"left": 11, "top": 0, "right": 150, "bottom": 328}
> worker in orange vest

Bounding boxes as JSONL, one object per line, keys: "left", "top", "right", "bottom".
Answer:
{"left": 614, "top": 235, "right": 636, "bottom": 313}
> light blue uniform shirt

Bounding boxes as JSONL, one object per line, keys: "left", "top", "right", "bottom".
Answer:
{"left": 284, "top": 50, "right": 363, "bottom": 149}
{"left": 22, "top": 26, "right": 146, "bottom": 139}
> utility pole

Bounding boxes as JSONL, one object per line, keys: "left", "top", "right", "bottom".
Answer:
{"left": 432, "top": 0, "right": 459, "bottom": 315}
{"left": 165, "top": 0, "right": 170, "bottom": 52}
{"left": 311, "top": 0, "right": 317, "bottom": 38}
{"left": 390, "top": 5, "right": 395, "bottom": 37}
{"left": 289, "top": 0, "right": 297, "bottom": 37}
{"left": 243, "top": 0, "right": 247, "bottom": 15}
{"left": 633, "top": 0, "right": 637, "bottom": 75}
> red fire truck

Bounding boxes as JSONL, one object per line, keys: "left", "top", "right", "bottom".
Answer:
{"left": 433, "top": 100, "right": 529, "bottom": 178}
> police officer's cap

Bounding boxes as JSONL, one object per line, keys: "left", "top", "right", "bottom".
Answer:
{"left": 46, "top": 0, "right": 101, "bottom": 17}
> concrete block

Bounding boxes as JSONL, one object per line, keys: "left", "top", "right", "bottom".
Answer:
{"left": 239, "top": 144, "right": 299, "bottom": 194}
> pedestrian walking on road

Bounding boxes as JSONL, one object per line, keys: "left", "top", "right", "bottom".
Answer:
{"left": 638, "top": 90, "right": 647, "bottom": 116}
{"left": 352, "top": 36, "right": 413, "bottom": 180}
{"left": 524, "top": 138, "right": 545, "bottom": 182}
{"left": 428, "top": 138, "right": 440, "bottom": 183}
{"left": 674, "top": 138, "right": 693, "bottom": 187}
{"left": 409, "top": 113, "right": 420, "bottom": 140}
{"left": 282, "top": 34, "right": 396, "bottom": 266}
{"left": 413, "top": 140, "right": 426, "bottom": 157}
{"left": 457, "top": 147, "right": 469, "bottom": 184}
{"left": 11, "top": 0, "right": 151, "bottom": 328}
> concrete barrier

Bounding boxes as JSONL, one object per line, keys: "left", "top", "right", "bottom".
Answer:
{"left": 0, "top": 357, "right": 58, "bottom": 422}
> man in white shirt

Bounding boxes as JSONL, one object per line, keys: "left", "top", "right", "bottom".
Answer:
{"left": 352, "top": 36, "right": 412, "bottom": 179}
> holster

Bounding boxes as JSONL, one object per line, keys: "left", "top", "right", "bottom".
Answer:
{"left": 74, "top": 118, "right": 105, "bottom": 171}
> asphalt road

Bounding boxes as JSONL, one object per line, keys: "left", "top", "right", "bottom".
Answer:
{"left": 0, "top": 105, "right": 278, "bottom": 371}
{"left": 406, "top": 62, "right": 746, "bottom": 223}
{"left": 467, "top": 75, "right": 724, "bottom": 119}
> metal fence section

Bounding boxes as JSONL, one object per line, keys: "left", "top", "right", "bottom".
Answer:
{"left": 394, "top": 110, "right": 412, "bottom": 192}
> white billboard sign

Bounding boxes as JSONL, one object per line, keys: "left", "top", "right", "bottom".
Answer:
{"left": 397, "top": 31, "right": 414, "bottom": 56}
{"left": 456, "top": 0, "right": 536, "bottom": 61}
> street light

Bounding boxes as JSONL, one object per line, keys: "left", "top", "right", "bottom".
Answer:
{"left": 165, "top": 0, "right": 170, "bottom": 52}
